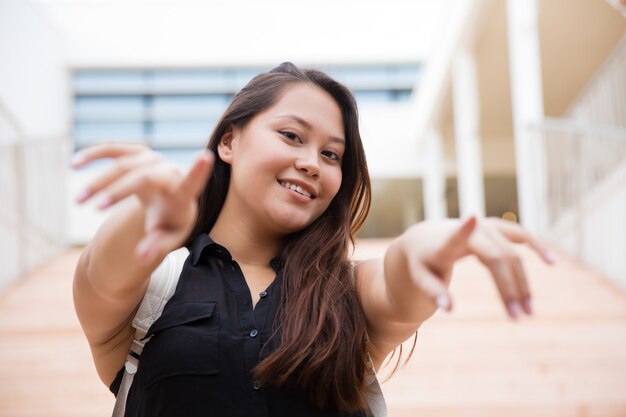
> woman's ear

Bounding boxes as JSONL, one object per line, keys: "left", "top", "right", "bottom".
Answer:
{"left": 217, "top": 127, "right": 236, "bottom": 165}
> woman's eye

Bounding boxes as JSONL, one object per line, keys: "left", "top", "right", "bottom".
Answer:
{"left": 280, "top": 131, "right": 301, "bottom": 143}
{"left": 322, "top": 150, "right": 341, "bottom": 161}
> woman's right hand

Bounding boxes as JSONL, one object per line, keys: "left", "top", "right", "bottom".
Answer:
{"left": 71, "top": 143, "right": 214, "bottom": 264}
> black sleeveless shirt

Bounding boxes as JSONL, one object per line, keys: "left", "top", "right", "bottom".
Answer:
{"left": 111, "top": 234, "right": 367, "bottom": 417}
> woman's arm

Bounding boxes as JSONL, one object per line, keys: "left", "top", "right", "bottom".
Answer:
{"left": 356, "top": 217, "right": 555, "bottom": 370}
{"left": 72, "top": 143, "right": 213, "bottom": 386}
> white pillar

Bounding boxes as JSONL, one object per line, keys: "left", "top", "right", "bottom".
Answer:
{"left": 506, "top": 0, "right": 547, "bottom": 234}
{"left": 422, "top": 128, "right": 448, "bottom": 220}
{"left": 452, "top": 48, "right": 485, "bottom": 218}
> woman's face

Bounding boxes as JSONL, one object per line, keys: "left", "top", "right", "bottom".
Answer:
{"left": 219, "top": 83, "right": 345, "bottom": 236}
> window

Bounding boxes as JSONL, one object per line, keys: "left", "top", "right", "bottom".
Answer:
{"left": 72, "top": 64, "right": 420, "bottom": 165}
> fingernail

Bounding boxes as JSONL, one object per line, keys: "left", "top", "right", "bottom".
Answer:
{"left": 74, "top": 189, "right": 91, "bottom": 203}
{"left": 545, "top": 250, "right": 558, "bottom": 264}
{"left": 436, "top": 294, "right": 451, "bottom": 311}
{"left": 521, "top": 298, "right": 533, "bottom": 315}
{"left": 95, "top": 195, "right": 112, "bottom": 209}
{"left": 506, "top": 301, "right": 520, "bottom": 320}
{"left": 138, "top": 248, "right": 151, "bottom": 263}
{"left": 137, "top": 240, "right": 150, "bottom": 257}
{"left": 71, "top": 153, "right": 85, "bottom": 167}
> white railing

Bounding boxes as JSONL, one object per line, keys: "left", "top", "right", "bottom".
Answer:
{"left": 566, "top": 34, "right": 626, "bottom": 129}
{"left": 532, "top": 118, "right": 626, "bottom": 290}
{"left": 0, "top": 101, "right": 69, "bottom": 290}
{"left": 536, "top": 33, "right": 626, "bottom": 289}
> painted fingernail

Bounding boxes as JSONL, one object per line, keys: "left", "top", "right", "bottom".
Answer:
{"left": 137, "top": 240, "right": 151, "bottom": 258}
{"left": 545, "top": 251, "right": 558, "bottom": 264}
{"left": 74, "top": 189, "right": 91, "bottom": 203}
{"left": 521, "top": 298, "right": 533, "bottom": 315}
{"left": 95, "top": 195, "right": 112, "bottom": 209}
{"left": 436, "top": 294, "right": 451, "bottom": 311}
{"left": 506, "top": 301, "right": 520, "bottom": 320}
{"left": 71, "top": 153, "right": 85, "bottom": 167}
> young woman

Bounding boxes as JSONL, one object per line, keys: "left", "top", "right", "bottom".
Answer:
{"left": 72, "top": 62, "right": 554, "bottom": 416}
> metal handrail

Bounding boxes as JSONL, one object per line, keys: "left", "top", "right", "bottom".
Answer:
{"left": 565, "top": 34, "right": 626, "bottom": 129}
{"left": 0, "top": 102, "right": 69, "bottom": 290}
{"left": 0, "top": 97, "right": 24, "bottom": 136}
{"left": 530, "top": 117, "right": 626, "bottom": 141}
{"left": 530, "top": 117, "right": 626, "bottom": 288}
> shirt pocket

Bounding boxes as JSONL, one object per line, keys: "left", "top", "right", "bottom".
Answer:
{"left": 139, "top": 301, "right": 220, "bottom": 387}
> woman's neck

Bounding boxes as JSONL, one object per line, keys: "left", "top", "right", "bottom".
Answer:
{"left": 209, "top": 209, "right": 283, "bottom": 268}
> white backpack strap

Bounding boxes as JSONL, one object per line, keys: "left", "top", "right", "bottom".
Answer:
{"left": 364, "top": 351, "right": 387, "bottom": 417}
{"left": 111, "top": 247, "right": 190, "bottom": 417}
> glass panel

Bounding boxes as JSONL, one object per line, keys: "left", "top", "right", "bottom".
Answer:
{"left": 74, "top": 122, "right": 145, "bottom": 147}
{"left": 354, "top": 90, "right": 392, "bottom": 103}
{"left": 151, "top": 70, "right": 228, "bottom": 92}
{"left": 151, "top": 95, "right": 229, "bottom": 120}
{"left": 74, "top": 96, "right": 144, "bottom": 121}
{"left": 150, "top": 121, "right": 215, "bottom": 147}
{"left": 232, "top": 68, "right": 267, "bottom": 89}
{"left": 390, "top": 89, "right": 413, "bottom": 102}
{"left": 390, "top": 65, "right": 421, "bottom": 86}
{"left": 73, "top": 71, "right": 145, "bottom": 93}
{"left": 328, "top": 67, "right": 390, "bottom": 89}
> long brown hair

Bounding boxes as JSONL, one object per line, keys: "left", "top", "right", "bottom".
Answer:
{"left": 185, "top": 62, "right": 372, "bottom": 412}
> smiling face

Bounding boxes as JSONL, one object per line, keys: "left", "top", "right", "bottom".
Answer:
{"left": 217, "top": 82, "right": 345, "bottom": 236}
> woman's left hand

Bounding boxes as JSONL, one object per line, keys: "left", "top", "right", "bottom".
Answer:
{"left": 396, "top": 216, "right": 556, "bottom": 320}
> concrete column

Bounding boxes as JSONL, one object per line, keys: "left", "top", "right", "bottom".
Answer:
{"left": 422, "top": 128, "right": 447, "bottom": 220}
{"left": 506, "top": 0, "right": 547, "bottom": 234}
{"left": 452, "top": 48, "right": 485, "bottom": 218}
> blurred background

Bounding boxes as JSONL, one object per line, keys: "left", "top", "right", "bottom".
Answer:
{"left": 0, "top": 0, "right": 625, "bottom": 416}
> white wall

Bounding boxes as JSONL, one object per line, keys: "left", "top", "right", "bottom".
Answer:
{"left": 360, "top": 104, "right": 422, "bottom": 178}
{"left": 0, "top": 0, "right": 69, "bottom": 139}
{"left": 36, "top": 0, "right": 452, "bottom": 68}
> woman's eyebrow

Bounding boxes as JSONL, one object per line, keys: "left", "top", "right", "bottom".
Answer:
{"left": 275, "top": 114, "right": 345, "bottom": 145}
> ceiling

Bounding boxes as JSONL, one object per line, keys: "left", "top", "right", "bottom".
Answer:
{"left": 440, "top": 0, "right": 626, "bottom": 139}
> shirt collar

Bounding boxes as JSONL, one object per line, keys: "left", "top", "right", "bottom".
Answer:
{"left": 190, "top": 233, "right": 232, "bottom": 266}
{"left": 189, "top": 233, "right": 283, "bottom": 272}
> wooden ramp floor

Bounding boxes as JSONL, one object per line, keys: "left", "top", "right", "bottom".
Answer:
{"left": 1, "top": 241, "right": 625, "bottom": 417}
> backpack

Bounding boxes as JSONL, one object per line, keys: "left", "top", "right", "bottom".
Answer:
{"left": 112, "top": 248, "right": 387, "bottom": 417}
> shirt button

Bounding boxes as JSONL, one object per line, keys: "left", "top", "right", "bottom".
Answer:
{"left": 259, "top": 291, "right": 268, "bottom": 298}
{"left": 252, "top": 380, "right": 262, "bottom": 390}
{"left": 249, "top": 329, "right": 258, "bottom": 338}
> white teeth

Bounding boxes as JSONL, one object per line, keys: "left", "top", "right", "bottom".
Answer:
{"left": 279, "top": 181, "right": 312, "bottom": 198}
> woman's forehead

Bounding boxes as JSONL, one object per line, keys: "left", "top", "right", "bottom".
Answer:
{"left": 261, "top": 84, "right": 345, "bottom": 140}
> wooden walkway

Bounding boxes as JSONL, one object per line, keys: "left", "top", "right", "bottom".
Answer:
{"left": 1, "top": 241, "right": 625, "bottom": 417}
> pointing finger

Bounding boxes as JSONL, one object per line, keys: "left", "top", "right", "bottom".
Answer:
{"left": 432, "top": 216, "right": 477, "bottom": 264}
{"left": 178, "top": 150, "right": 215, "bottom": 200}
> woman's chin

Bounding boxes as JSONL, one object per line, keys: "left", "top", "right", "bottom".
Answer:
{"left": 269, "top": 212, "right": 316, "bottom": 235}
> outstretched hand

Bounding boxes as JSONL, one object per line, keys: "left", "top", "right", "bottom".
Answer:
{"left": 402, "top": 217, "right": 556, "bottom": 319}
{"left": 71, "top": 143, "right": 214, "bottom": 264}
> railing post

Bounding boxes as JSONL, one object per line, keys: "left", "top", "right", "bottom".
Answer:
{"left": 452, "top": 48, "right": 485, "bottom": 218}
{"left": 12, "top": 141, "right": 27, "bottom": 277}
{"left": 423, "top": 128, "right": 448, "bottom": 220}
{"left": 506, "top": 0, "right": 548, "bottom": 234}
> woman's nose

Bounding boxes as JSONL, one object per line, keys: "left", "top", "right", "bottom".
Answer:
{"left": 294, "top": 153, "right": 320, "bottom": 178}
